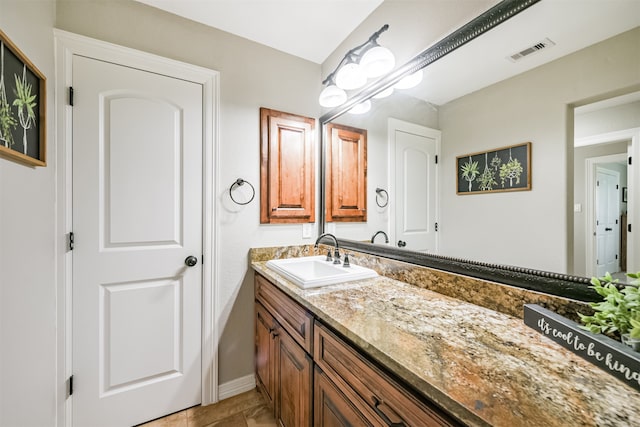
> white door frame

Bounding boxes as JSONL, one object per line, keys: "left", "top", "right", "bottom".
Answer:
{"left": 578, "top": 128, "right": 639, "bottom": 278}
{"left": 387, "top": 118, "right": 440, "bottom": 251}
{"left": 54, "top": 30, "right": 220, "bottom": 426}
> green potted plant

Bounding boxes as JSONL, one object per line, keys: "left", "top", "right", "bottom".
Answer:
{"left": 579, "top": 272, "right": 640, "bottom": 351}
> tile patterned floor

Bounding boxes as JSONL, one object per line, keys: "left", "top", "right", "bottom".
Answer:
{"left": 140, "top": 388, "right": 276, "bottom": 427}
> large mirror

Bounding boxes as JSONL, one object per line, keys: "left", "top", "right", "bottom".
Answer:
{"left": 319, "top": 0, "right": 640, "bottom": 298}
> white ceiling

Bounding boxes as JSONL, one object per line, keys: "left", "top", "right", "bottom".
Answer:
{"left": 134, "top": 0, "right": 384, "bottom": 64}
{"left": 134, "top": 0, "right": 640, "bottom": 106}
{"left": 415, "top": 0, "right": 640, "bottom": 105}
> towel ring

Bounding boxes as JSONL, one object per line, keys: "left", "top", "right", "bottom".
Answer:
{"left": 229, "top": 178, "right": 255, "bottom": 205}
{"left": 375, "top": 188, "right": 389, "bottom": 208}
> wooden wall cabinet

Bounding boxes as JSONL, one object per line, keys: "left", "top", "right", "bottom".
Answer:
{"left": 325, "top": 123, "right": 367, "bottom": 222}
{"left": 260, "top": 108, "right": 316, "bottom": 224}
{"left": 255, "top": 273, "right": 459, "bottom": 427}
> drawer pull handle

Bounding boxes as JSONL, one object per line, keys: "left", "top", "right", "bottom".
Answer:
{"left": 372, "top": 396, "right": 405, "bottom": 427}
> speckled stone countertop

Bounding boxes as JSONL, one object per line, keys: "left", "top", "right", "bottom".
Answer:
{"left": 251, "top": 258, "right": 640, "bottom": 427}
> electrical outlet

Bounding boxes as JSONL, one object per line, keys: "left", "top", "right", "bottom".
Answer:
{"left": 574, "top": 203, "right": 582, "bottom": 213}
{"left": 302, "top": 223, "right": 312, "bottom": 239}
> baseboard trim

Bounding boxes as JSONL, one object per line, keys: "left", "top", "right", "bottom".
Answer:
{"left": 218, "top": 374, "right": 256, "bottom": 400}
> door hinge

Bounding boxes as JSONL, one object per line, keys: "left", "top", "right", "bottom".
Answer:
{"left": 630, "top": 224, "right": 633, "bottom": 233}
{"left": 435, "top": 222, "right": 439, "bottom": 232}
{"left": 68, "top": 232, "right": 74, "bottom": 251}
{"left": 69, "top": 87, "right": 74, "bottom": 106}
{"left": 596, "top": 180, "right": 600, "bottom": 186}
{"left": 201, "top": 254, "right": 204, "bottom": 265}
{"left": 616, "top": 254, "right": 619, "bottom": 260}
{"left": 616, "top": 184, "right": 619, "bottom": 189}
{"left": 630, "top": 156, "right": 633, "bottom": 165}
{"left": 68, "top": 375, "right": 74, "bottom": 397}
{"left": 435, "top": 155, "right": 438, "bottom": 164}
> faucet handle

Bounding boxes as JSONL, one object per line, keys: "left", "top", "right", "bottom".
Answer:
{"left": 343, "top": 254, "right": 350, "bottom": 268}
{"left": 325, "top": 250, "right": 333, "bottom": 262}
{"left": 333, "top": 249, "right": 341, "bottom": 264}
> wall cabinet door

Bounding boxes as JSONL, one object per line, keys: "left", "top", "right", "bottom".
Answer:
{"left": 260, "top": 108, "right": 316, "bottom": 224}
{"left": 326, "top": 123, "right": 367, "bottom": 222}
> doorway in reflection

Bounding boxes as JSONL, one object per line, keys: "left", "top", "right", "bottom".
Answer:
{"left": 573, "top": 92, "right": 640, "bottom": 284}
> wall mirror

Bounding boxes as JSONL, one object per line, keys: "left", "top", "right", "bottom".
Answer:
{"left": 319, "top": 0, "right": 640, "bottom": 300}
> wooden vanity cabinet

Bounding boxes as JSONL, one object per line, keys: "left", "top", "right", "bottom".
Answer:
{"left": 255, "top": 274, "right": 313, "bottom": 427}
{"left": 314, "top": 323, "right": 460, "bottom": 427}
{"left": 255, "top": 273, "right": 459, "bottom": 427}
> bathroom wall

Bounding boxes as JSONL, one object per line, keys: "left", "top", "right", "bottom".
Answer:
{"left": 438, "top": 28, "right": 640, "bottom": 273}
{"left": 2, "top": 0, "right": 320, "bottom": 424}
{"left": 0, "top": 1, "right": 57, "bottom": 426}
{"left": 55, "top": 0, "right": 321, "bottom": 389}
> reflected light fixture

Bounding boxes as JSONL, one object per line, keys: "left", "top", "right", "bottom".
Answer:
{"left": 348, "top": 100, "right": 371, "bottom": 115}
{"left": 393, "top": 69, "right": 423, "bottom": 90}
{"left": 373, "top": 86, "right": 394, "bottom": 99}
{"left": 319, "top": 24, "right": 395, "bottom": 108}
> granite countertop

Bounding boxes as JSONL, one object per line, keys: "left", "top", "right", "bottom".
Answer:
{"left": 252, "top": 260, "right": 640, "bottom": 427}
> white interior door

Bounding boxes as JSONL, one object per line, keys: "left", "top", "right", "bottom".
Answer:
{"left": 390, "top": 120, "right": 439, "bottom": 252}
{"left": 72, "top": 55, "right": 203, "bottom": 427}
{"left": 595, "top": 167, "right": 620, "bottom": 276}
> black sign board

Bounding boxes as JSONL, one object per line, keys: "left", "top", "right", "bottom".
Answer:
{"left": 524, "top": 304, "right": 640, "bottom": 392}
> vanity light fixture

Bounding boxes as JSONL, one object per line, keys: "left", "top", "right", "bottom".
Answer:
{"left": 319, "top": 24, "right": 394, "bottom": 108}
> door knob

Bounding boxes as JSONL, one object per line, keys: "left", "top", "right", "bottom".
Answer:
{"left": 397, "top": 240, "right": 407, "bottom": 247}
{"left": 185, "top": 256, "right": 198, "bottom": 267}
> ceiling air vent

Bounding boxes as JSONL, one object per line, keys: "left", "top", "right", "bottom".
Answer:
{"left": 508, "top": 38, "right": 555, "bottom": 62}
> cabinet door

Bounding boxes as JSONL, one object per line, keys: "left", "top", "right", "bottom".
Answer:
{"left": 326, "top": 123, "right": 367, "bottom": 222}
{"left": 277, "top": 326, "right": 312, "bottom": 427}
{"left": 314, "top": 366, "right": 374, "bottom": 427}
{"left": 256, "top": 302, "right": 277, "bottom": 408}
{"left": 260, "top": 108, "right": 315, "bottom": 224}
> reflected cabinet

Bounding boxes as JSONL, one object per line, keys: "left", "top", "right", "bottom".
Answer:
{"left": 325, "top": 123, "right": 367, "bottom": 223}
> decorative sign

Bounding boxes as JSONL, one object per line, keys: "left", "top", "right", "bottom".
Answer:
{"left": 524, "top": 304, "right": 640, "bottom": 392}
{"left": 456, "top": 142, "right": 530, "bottom": 194}
{"left": 0, "top": 29, "right": 46, "bottom": 167}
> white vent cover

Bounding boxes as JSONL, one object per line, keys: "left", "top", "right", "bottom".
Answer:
{"left": 508, "top": 38, "right": 556, "bottom": 62}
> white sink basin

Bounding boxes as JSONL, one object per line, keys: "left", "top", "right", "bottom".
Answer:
{"left": 266, "top": 255, "right": 378, "bottom": 289}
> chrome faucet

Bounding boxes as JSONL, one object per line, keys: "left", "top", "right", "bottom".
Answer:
{"left": 371, "top": 230, "right": 389, "bottom": 244}
{"left": 315, "top": 233, "right": 341, "bottom": 264}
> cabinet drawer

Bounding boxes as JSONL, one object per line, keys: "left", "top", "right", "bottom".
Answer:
{"left": 314, "top": 322, "right": 459, "bottom": 427}
{"left": 255, "top": 273, "right": 313, "bottom": 353}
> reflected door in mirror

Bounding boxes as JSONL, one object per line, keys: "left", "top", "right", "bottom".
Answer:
{"left": 390, "top": 119, "right": 440, "bottom": 252}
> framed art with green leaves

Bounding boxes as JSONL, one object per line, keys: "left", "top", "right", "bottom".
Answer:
{"left": 457, "top": 142, "right": 531, "bottom": 195}
{"left": 0, "top": 28, "right": 46, "bottom": 167}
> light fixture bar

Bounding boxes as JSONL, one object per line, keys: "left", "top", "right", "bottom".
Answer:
{"left": 321, "top": 24, "right": 390, "bottom": 86}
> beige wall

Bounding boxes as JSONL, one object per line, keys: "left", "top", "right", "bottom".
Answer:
{"left": 55, "top": 0, "right": 322, "bottom": 387}
{"left": 0, "top": 1, "right": 57, "bottom": 426}
{"left": 438, "top": 27, "right": 640, "bottom": 273}
{"left": 2, "top": 0, "right": 322, "bottom": 424}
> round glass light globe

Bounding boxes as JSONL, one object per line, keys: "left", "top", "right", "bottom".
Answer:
{"left": 373, "top": 86, "right": 394, "bottom": 99}
{"left": 319, "top": 85, "right": 347, "bottom": 107}
{"left": 360, "top": 46, "right": 395, "bottom": 78}
{"left": 348, "top": 100, "right": 372, "bottom": 115}
{"left": 335, "top": 62, "right": 367, "bottom": 90}
{"left": 394, "top": 69, "right": 423, "bottom": 90}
